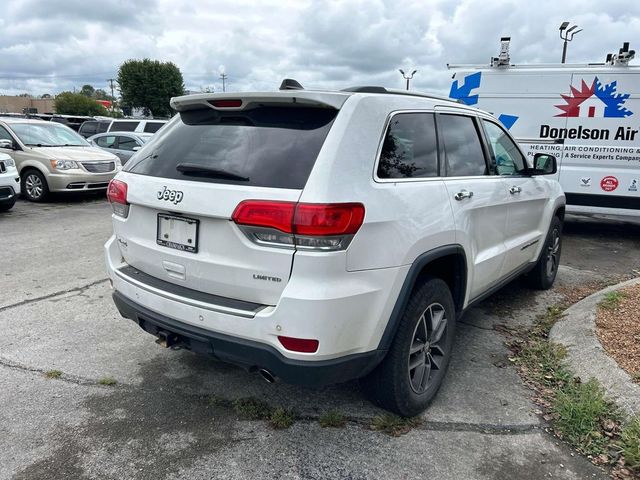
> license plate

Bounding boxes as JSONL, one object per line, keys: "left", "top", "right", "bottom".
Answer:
{"left": 157, "top": 214, "right": 199, "bottom": 253}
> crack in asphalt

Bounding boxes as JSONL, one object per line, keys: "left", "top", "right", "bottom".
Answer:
{"left": 0, "top": 278, "right": 109, "bottom": 313}
{"left": 0, "top": 355, "right": 542, "bottom": 437}
{"left": 458, "top": 320, "right": 497, "bottom": 331}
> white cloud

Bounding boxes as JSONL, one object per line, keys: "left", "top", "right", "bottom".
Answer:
{"left": 0, "top": 0, "right": 638, "bottom": 96}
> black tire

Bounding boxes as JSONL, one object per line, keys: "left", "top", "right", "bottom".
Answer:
{"left": 361, "top": 277, "right": 456, "bottom": 417}
{"left": 21, "top": 169, "right": 49, "bottom": 202}
{"left": 526, "top": 216, "right": 563, "bottom": 290}
{"left": 0, "top": 197, "right": 16, "bottom": 212}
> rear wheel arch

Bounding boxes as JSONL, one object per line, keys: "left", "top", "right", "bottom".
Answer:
{"left": 377, "top": 245, "right": 467, "bottom": 352}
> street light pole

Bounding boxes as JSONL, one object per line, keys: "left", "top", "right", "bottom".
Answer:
{"left": 399, "top": 69, "right": 417, "bottom": 90}
{"left": 559, "top": 22, "right": 582, "bottom": 63}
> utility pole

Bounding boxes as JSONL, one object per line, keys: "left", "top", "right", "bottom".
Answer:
{"left": 399, "top": 69, "right": 417, "bottom": 90}
{"left": 107, "top": 78, "right": 116, "bottom": 115}
{"left": 219, "top": 73, "right": 228, "bottom": 92}
{"left": 559, "top": 22, "right": 582, "bottom": 63}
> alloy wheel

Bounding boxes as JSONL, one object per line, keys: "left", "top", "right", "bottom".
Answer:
{"left": 545, "top": 228, "right": 561, "bottom": 278}
{"left": 408, "top": 303, "right": 447, "bottom": 394}
{"left": 25, "top": 174, "right": 44, "bottom": 200}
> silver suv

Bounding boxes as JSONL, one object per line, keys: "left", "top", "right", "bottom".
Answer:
{"left": 106, "top": 84, "right": 565, "bottom": 415}
{"left": 0, "top": 118, "right": 120, "bottom": 201}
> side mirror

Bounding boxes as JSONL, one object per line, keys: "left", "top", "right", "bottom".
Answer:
{"left": 0, "top": 139, "right": 14, "bottom": 150}
{"left": 531, "top": 153, "right": 557, "bottom": 175}
{"left": 132, "top": 146, "right": 141, "bottom": 151}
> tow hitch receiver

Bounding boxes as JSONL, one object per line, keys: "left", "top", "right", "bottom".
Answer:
{"left": 155, "top": 330, "right": 179, "bottom": 348}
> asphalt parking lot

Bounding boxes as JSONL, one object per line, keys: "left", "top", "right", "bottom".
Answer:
{"left": 1, "top": 196, "right": 639, "bottom": 480}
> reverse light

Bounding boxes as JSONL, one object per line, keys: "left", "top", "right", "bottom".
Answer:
{"left": 107, "top": 179, "right": 129, "bottom": 217}
{"left": 232, "top": 200, "right": 365, "bottom": 251}
{"left": 278, "top": 336, "right": 319, "bottom": 353}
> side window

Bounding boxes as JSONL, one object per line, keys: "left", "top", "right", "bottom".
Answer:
{"left": 117, "top": 136, "right": 137, "bottom": 151}
{"left": 96, "top": 136, "right": 116, "bottom": 148}
{"left": 377, "top": 113, "right": 438, "bottom": 179}
{"left": 482, "top": 120, "right": 526, "bottom": 175}
{"left": 81, "top": 121, "right": 97, "bottom": 135}
{"left": 0, "top": 125, "right": 14, "bottom": 142}
{"left": 97, "top": 121, "right": 110, "bottom": 133}
{"left": 438, "top": 114, "right": 488, "bottom": 177}
{"left": 111, "top": 121, "right": 138, "bottom": 132}
{"left": 144, "top": 122, "right": 163, "bottom": 133}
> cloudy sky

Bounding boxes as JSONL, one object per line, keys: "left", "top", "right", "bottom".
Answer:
{"left": 1, "top": 0, "right": 638, "bottom": 97}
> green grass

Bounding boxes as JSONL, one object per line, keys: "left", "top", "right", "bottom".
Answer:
{"left": 620, "top": 417, "right": 640, "bottom": 471}
{"left": 370, "top": 414, "right": 422, "bottom": 436}
{"left": 232, "top": 397, "right": 272, "bottom": 420}
{"left": 98, "top": 376, "right": 117, "bottom": 386}
{"left": 44, "top": 369, "right": 63, "bottom": 379}
{"left": 269, "top": 407, "right": 296, "bottom": 429}
{"left": 552, "top": 379, "right": 620, "bottom": 455}
{"left": 599, "top": 291, "right": 626, "bottom": 310}
{"left": 319, "top": 410, "right": 346, "bottom": 428}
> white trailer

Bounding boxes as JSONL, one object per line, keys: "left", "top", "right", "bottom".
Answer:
{"left": 448, "top": 39, "right": 639, "bottom": 217}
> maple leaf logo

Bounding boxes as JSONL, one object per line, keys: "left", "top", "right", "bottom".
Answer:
{"left": 555, "top": 79, "right": 595, "bottom": 117}
{"left": 555, "top": 77, "right": 633, "bottom": 118}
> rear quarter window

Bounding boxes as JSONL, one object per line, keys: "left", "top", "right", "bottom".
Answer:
{"left": 125, "top": 106, "right": 337, "bottom": 189}
{"left": 143, "top": 122, "right": 164, "bottom": 133}
{"left": 110, "top": 121, "right": 138, "bottom": 132}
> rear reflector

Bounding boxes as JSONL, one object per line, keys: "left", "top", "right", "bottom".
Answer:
{"left": 107, "top": 179, "right": 129, "bottom": 217}
{"left": 278, "top": 336, "right": 319, "bottom": 353}
{"left": 209, "top": 99, "right": 243, "bottom": 108}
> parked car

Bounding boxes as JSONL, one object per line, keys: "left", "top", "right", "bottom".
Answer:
{"left": 50, "top": 114, "right": 92, "bottom": 132}
{"left": 0, "top": 151, "right": 20, "bottom": 211}
{"left": 88, "top": 132, "right": 153, "bottom": 164}
{"left": 105, "top": 85, "right": 565, "bottom": 416}
{"left": 0, "top": 118, "right": 121, "bottom": 202}
{"left": 78, "top": 118, "right": 167, "bottom": 138}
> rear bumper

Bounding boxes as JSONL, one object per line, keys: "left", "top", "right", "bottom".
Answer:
{"left": 112, "top": 290, "right": 384, "bottom": 386}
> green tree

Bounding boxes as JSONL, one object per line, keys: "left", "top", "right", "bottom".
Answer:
{"left": 54, "top": 92, "right": 109, "bottom": 116}
{"left": 117, "top": 59, "right": 185, "bottom": 117}
{"left": 79, "top": 84, "right": 95, "bottom": 97}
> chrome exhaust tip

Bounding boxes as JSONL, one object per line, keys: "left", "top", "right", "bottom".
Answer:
{"left": 258, "top": 368, "right": 276, "bottom": 384}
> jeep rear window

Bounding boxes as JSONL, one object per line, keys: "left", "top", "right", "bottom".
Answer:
{"left": 125, "top": 106, "right": 337, "bottom": 189}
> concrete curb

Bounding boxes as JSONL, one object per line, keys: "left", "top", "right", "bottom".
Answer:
{"left": 549, "top": 277, "right": 640, "bottom": 418}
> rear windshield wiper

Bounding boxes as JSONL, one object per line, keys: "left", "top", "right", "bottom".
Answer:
{"left": 176, "top": 163, "right": 249, "bottom": 181}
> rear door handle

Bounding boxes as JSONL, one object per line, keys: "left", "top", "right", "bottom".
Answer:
{"left": 454, "top": 190, "right": 474, "bottom": 201}
{"left": 509, "top": 186, "right": 522, "bottom": 194}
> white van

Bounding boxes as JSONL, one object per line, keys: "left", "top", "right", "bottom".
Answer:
{"left": 448, "top": 39, "right": 639, "bottom": 217}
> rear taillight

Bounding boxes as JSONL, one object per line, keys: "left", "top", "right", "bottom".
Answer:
{"left": 107, "top": 179, "right": 129, "bottom": 217}
{"left": 232, "top": 200, "right": 365, "bottom": 251}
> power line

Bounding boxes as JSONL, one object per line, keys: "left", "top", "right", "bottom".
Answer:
{"left": 107, "top": 78, "right": 116, "bottom": 114}
{"left": 220, "top": 73, "right": 227, "bottom": 92}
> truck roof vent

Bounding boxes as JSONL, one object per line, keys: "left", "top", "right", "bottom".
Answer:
{"left": 279, "top": 79, "right": 304, "bottom": 90}
{"left": 605, "top": 42, "right": 635, "bottom": 65}
{"left": 491, "top": 37, "right": 511, "bottom": 67}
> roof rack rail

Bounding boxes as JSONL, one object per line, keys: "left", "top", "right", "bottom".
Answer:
{"left": 342, "top": 86, "right": 462, "bottom": 103}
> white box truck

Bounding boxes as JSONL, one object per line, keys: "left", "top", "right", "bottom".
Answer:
{"left": 448, "top": 39, "right": 639, "bottom": 217}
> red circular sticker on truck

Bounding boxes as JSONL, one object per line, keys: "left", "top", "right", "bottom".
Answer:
{"left": 600, "top": 176, "right": 619, "bottom": 192}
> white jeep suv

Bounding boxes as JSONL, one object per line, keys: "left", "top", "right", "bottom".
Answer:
{"left": 105, "top": 83, "right": 565, "bottom": 416}
{"left": 0, "top": 149, "right": 20, "bottom": 211}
